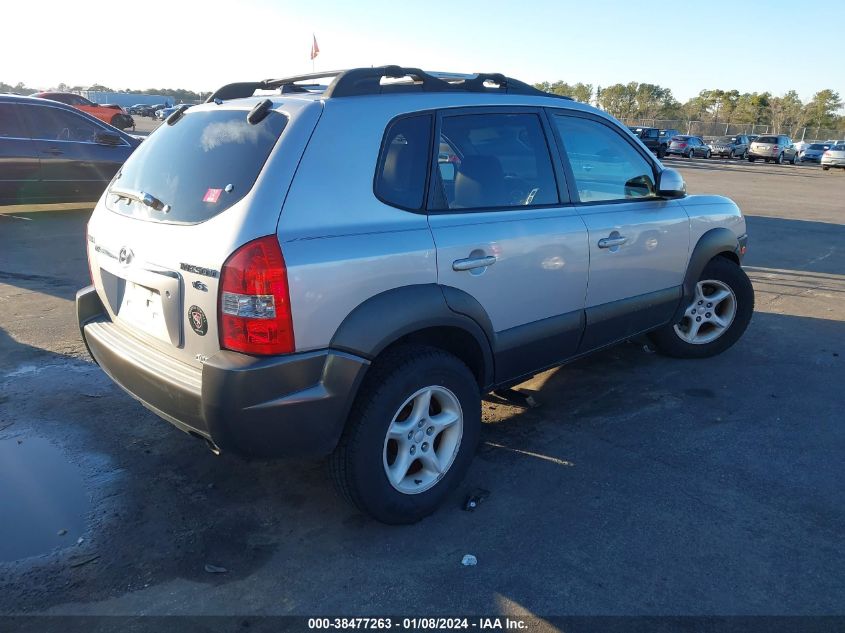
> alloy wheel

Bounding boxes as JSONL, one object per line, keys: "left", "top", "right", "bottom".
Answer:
{"left": 674, "top": 279, "right": 737, "bottom": 345}
{"left": 382, "top": 386, "right": 464, "bottom": 494}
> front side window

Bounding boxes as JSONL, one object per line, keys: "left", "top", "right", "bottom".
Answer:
{"left": 431, "top": 112, "right": 558, "bottom": 210}
{"left": 0, "top": 103, "right": 26, "bottom": 138}
{"left": 553, "top": 114, "right": 658, "bottom": 203}
{"left": 374, "top": 114, "right": 432, "bottom": 210}
{"left": 24, "top": 105, "right": 103, "bottom": 142}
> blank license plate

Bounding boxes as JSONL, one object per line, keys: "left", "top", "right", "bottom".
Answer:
{"left": 117, "top": 281, "right": 169, "bottom": 342}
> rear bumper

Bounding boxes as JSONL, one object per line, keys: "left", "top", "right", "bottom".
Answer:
{"left": 77, "top": 285, "right": 369, "bottom": 458}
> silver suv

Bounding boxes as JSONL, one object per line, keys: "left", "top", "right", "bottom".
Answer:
{"left": 77, "top": 66, "right": 754, "bottom": 524}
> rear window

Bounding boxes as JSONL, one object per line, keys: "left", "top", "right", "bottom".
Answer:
{"left": 756, "top": 136, "right": 778, "bottom": 143}
{"left": 809, "top": 144, "right": 828, "bottom": 150}
{"left": 106, "top": 108, "right": 287, "bottom": 224}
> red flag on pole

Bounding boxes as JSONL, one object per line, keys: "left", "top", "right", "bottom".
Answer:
{"left": 310, "top": 34, "right": 320, "bottom": 61}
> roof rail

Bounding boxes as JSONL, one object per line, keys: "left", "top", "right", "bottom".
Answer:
{"left": 206, "top": 66, "right": 573, "bottom": 102}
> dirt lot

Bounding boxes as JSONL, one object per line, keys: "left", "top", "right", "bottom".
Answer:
{"left": 0, "top": 158, "right": 843, "bottom": 618}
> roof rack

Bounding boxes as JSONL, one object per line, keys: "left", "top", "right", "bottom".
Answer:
{"left": 205, "top": 66, "right": 572, "bottom": 102}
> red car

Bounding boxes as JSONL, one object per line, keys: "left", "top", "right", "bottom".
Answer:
{"left": 33, "top": 92, "right": 134, "bottom": 130}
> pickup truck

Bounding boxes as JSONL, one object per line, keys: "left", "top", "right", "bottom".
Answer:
{"left": 628, "top": 126, "right": 665, "bottom": 158}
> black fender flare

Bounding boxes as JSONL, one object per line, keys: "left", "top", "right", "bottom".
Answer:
{"left": 330, "top": 284, "right": 495, "bottom": 387}
{"left": 674, "top": 227, "right": 742, "bottom": 321}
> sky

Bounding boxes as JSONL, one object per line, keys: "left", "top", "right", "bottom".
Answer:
{"left": 4, "top": 0, "right": 842, "bottom": 104}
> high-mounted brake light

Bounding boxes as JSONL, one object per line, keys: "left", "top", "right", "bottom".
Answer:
{"left": 219, "top": 236, "right": 294, "bottom": 355}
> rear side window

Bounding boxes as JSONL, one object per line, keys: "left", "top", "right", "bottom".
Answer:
{"left": 374, "top": 114, "right": 433, "bottom": 210}
{"left": 107, "top": 108, "right": 287, "bottom": 224}
{"left": 757, "top": 136, "right": 777, "bottom": 143}
{"left": 553, "top": 114, "right": 657, "bottom": 203}
{"left": 431, "top": 112, "right": 559, "bottom": 210}
{"left": 24, "top": 105, "right": 103, "bottom": 142}
{"left": 0, "top": 103, "right": 26, "bottom": 138}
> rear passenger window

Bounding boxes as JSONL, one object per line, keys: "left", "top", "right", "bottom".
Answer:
{"left": 0, "top": 104, "right": 26, "bottom": 138}
{"left": 24, "top": 106, "right": 102, "bottom": 143}
{"left": 431, "top": 113, "right": 559, "bottom": 210}
{"left": 375, "top": 114, "right": 433, "bottom": 210}
{"left": 553, "top": 115, "right": 657, "bottom": 203}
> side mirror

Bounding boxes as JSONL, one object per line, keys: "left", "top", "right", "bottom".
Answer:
{"left": 657, "top": 168, "right": 686, "bottom": 199}
{"left": 94, "top": 131, "right": 123, "bottom": 146}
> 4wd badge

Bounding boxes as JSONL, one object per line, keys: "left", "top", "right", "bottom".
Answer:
{"left": 188, "top": 305, "right": 208, "bottom": 336}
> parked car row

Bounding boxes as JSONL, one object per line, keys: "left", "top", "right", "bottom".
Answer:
{"left": 128, "top": 103, "right": 168, "bottom": 118}
{"left": 653, "top": 130, "right": 844, "bottom": 170}
{"left": 32, "top": 92, "right": 134, "bottom": 130}
{"left": 155, "top": 104, "right": 194, "bottom": 120}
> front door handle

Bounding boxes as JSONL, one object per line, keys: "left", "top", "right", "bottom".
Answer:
{"left": 598, "top": 236, "right": 628, "bottom": 249}
{"left": 453, "top": 255, "right": 497, "bottom": 271}
{"left": 43, "top": 147, "right": 64, "bottom": 156}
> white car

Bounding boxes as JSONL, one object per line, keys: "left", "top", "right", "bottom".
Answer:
{"left": 821, "top": 144, "right": 845, "bottom": 171}
{"left": 792, "top": 140, "right": 811, "bottom": 156}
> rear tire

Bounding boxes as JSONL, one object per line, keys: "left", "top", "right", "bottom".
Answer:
{"left": 748, "top": 156, "right": 755, "bottom": 162}
{"left": 330, "top": 345, "right": 481, "bottom": 524}
{"left": 649, "top": 257, "right": 754, "bottom": 359}
{"left": 776, "top": 153, "right": 784, "bottom": 164}
{"left": 687, "top": 149, "right": 694, "bottom": 159}
{"left": 822, "top": 166, "right": 830, "bottom": 171}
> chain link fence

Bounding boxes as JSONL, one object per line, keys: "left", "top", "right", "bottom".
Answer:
{"left": 621, "top": 118, "right": 844, "bottom": 142}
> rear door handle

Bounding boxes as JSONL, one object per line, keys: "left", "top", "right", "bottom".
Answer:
{"left": 598, "top": 236, "right": 628, "bottom": 249}
{"left": 452, "top": 255, "right": 497, "bottom": 271}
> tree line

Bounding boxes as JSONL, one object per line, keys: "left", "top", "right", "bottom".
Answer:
{"left": 534, "top": 81, "right": 844, "bottom": 134}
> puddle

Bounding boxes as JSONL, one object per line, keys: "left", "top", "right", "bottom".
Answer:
{"left": 0, "top": 437, "right": 89, "bottom": 562}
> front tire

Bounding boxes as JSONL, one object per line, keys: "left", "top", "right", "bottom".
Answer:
{"left": 649, "top": 257, "right": 754, "bottom": 359}
{"left": 776, "top": 153, "right": 784, "bottom": 164}
{"left": 791, "top": 153, "right": 798, "bottom": 165}
{"left": 330, "top": 345, "right": 481, "bottom": 524}
{"left": 705, "top": 149, "right": 712, "bottom": 159}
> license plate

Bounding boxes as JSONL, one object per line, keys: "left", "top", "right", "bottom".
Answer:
{"left": 117, "top": 281, "right": 170, "bottom": 342}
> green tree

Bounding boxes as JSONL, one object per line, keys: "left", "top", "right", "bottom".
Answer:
{"left": 805, "top": 89, "right": 842, "bottom": 129}
{"left": 534, "top": 80, "right": 593, "bottom": 104}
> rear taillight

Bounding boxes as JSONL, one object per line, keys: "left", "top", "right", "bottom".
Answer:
{"left": 219, "top": 236, "right": 294, "bottom": 355}
{"left": 823, "top": 151, "right": 831, "bottom": 156}
{"left": 677, "top": 143, "right": 687, "bottom": 148}
{"left": 772, "top": 145, "right": 779, "bottom": 150}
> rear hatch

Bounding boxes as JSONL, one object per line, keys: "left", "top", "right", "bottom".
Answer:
{"left": 85, "top": 97, "right": 322, "bottom": 369}
{"left": 752, "top": 136, "right": 778, "bottom": 153}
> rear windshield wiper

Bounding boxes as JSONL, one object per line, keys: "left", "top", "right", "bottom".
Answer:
{"left": 110, "top": 187, "right": 170, "bottom": 213}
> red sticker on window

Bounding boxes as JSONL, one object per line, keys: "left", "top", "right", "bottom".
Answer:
{"left": 203, "top": 188, "right": 222, "bottom": 203}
